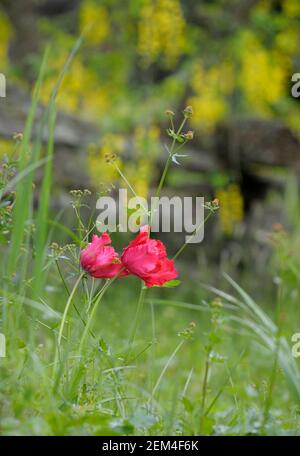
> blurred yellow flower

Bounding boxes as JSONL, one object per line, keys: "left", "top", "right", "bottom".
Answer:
{"left": 41, "top": 53, "right": 110, "bottom": 118}
{"left": 240, "top": 33, "right": 287, "bottom": 116}
{"left": 216, "top": 184, "right": 244, "bottom": 236}
{"left": 124, "top": 125, "right": 161, "bottom": 198}
{"left": 253, "top": 0, "right": 271, "bottom": 13}
{"left": 188, "top": 61, "right": 233, "bottom": 133}
{"left": 275, "top": 27, "right": 299, "bottom": 56}
{"left": 79, "top": 1, "right": 110, "bottom": 46}
{"left": 0, "top": 139, "right": 14, "bottom": 159}
{"left": 282, "top": 0, "right": 300, "bottom": 17}
{"left": 138, "top": 0, "right": 186, "bottom": 67}
{"left": 88, "top": 133, "right": 124, "bottom": 188}
{"left": 0, "top": 11, "right": 12, "bottom": 66}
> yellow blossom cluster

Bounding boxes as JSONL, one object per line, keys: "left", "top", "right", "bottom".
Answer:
{"left": 138, "top": 0, "right": 186, "bottom": 67}
{"left": 239, "top": 32, "right": 288, "bottom": 116}
{"left": 188, "top": 61, "right": 234, "bottom": 133}
{"left": 0, "top": 139, "right": 14, "bottom": 159}
{"left": 79, "top": 1, "right": 110, "bottom": 46}
{"left": 216, "top": 184, "right": 244, "bottom": 236}
{"left": 282, "top": 0, "right": 300, "bottom": 18}
{"left": 254, "top": 0, "right": 300, "bottom": 17}
{"left": 40, "top": 54, "right": 110, "bottom": 117}
{"left": 125, "top": 125, "right": 161, "bottom": 198}
{"left": 275, "top": 27, "right": 299, "bottom": 57}
{"left": 0, "top": 11, "right": 12, "bottom": 68}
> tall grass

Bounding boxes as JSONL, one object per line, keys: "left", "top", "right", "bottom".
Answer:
{"left": 1, "top": 43, "right": 300, "bottom": 436}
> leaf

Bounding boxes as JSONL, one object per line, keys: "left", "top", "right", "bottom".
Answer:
{"left": 171, "top": 154, "right": 189, "bottom": 165}
{"left": 99, "top": 337, "right": 110, "bottom": 355}
{"left": 166, "top": 128, "right": 185, "bottom": 143}
{"left": 162, "top": 279, "right": 181, "bottom": 288}
{"left": 182, "top": 396, "right": 194, "bottom": 413}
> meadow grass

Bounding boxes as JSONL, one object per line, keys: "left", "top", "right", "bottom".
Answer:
{"left": 1, "top": 49, "right": 300, "bottom": 437}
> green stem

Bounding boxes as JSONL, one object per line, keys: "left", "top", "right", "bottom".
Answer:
{"left": 55, "top": 260, "right": 96, "bottom": 339}
{"left": 114, "top": 163, "right": 138, "bottom": 199}
{"left": 148, "top": 339, "right": 185, "bottom": 407}
{"left": 52, "top": 271, "right": 84, "bottom": 379}
{"left": 261, "top": 283, "right": 283, "bottom": 432}
{"left": 150, "top": 117, "right": 187, "bottom": 229}
{"left": 79, "top": 271, "right": 122, "bottom": 352}
{"left": 155, "top": 153, "right": 172, "bottom": 201}
{"left": 57, "top": 272, "right": 84, "bottom": 346}
{"left": 114, "top": 162, "right": 149, "bottom": 220}
{"left": 155, "top": 117, "right": 187, "bottom": 201}
{"left": 200, "top": 349, "right": 211, "bottom": 433}
{"left": 126, "top": 284, "right": 147, "bottom": 359}
{"left": 172, "top": 211, "right": 212, "bottom": 261}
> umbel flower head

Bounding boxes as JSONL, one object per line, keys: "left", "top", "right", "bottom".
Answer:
{"left": 121, "top": 225, "right": 178, "bottom": 288}
{"left": 80, "top": 232, "right": 125, "bottom": 278}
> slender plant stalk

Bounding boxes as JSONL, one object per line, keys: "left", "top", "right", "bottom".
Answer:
{"left": 148, "top": 339, "right": 185, "bottom": 407}
{"left": 149, "top": 117, "right": 188, "bottom": 230}
{"left": 55, "top": 260, "right": 95, "bottom": 338}
{"left": 200, "top": 348, "right": 211, "bottom": 433}
{"left": 203, "top": 351, "right": 245, "bottom": 418}
{"left": 172, "top": 212, "right": 212, "bottom": 260}
{"left": 114, "top": 163, "right": 149, "bottom": 216}
{"left": 261, "top": 283, "right": 283, "bottom": 432}
{"left": 52, "top": 272, "right": 85, "bottom": 379}
{"left": 154, "top": 117, "right": 187, "bottom": 202}
{"left": 114, "top": 163, "right": 138, "bottom": 199}
{"left": 126, "top": 283, "right": 147, "bottom": 359}
{"left": 57, "top": 272, "right": 85, "bottom": 346}
{"left": 32, "top": 103, "right": 56, "bottom": 299}
{"left": 7, "top": 47, "right": 50, "bottom": 278}
{"left": 125, "top": 115, "right": 191, "bottom": 362}
{"left": 78, "top": 271, "right": 123, "bottom": 352}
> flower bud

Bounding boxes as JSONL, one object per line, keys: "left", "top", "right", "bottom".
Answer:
{"left": 13, "top": 132, "right": 23, "bottom": 142}
{"left": 183, "top": 105, "right": 193, "bottom": 118}
{"left": 183, "top": 130, "right": 194, "bottom": 140}
{"left": 165, "top": 109, "right": 175, "bottom": 117}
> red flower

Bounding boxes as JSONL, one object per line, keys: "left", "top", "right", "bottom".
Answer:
{"left": 121, "top": 225, "right": 178, "bottom": 288}
{"left": 80, "top": 232, "right": 125, "bottom": 279}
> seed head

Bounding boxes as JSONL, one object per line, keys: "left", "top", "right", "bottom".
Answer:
{"left": 183, "top": 105, "right": 193, "bottom": 118}
{"left": 183, "top": 130, "right": 194, "bottom": 140}
{"left": 104, "top": 152, "right": 117, "bottom": 164}
{"left": 165, "top": 109, "right": 175, "bottom": 117}
{"left": 13, "top": 132, "right": 23, "bottom": 142}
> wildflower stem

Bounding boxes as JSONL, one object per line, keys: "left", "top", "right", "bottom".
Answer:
{"left": 172, "top": 211, "right": 212, "bottom": 260}
{"left": 150, "top": 117, "right": 187, "bottom": 229}
{"left": 261, "top": 282, "right": 283, "bottom": 432}
{"left": 155, "top": 117, "right": 187, "bottom": 201}
{"left": 114, "top": 162, "right": 148, "bottom": 216}
{"left": 57, "top": 272, "right": 85, "bottom": 346}
{"left": 126, "top": 283, "right": 147, "bottom": 359}
{"left": 55, "top": 259, "right": 96, "bottom": 338}
{"left": 55, "top": 259, "right": 70, "bottom": 296}
{"left": 148, "top": 339, "right": 185, "bottom": 407}
{"left": 200, "top": 348, "right": 211, "bottom": 433}
{"left": 52, "top": 271, "right": 85, "bottom": 380}
{"left": 79, "top": 270, "right": 123, "bottom": 352}
{"left": 114, "top": 163, "right": 138, "bottom": 198}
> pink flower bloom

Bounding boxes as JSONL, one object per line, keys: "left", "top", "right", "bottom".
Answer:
{"left": 80, "top": 232, "right": 125, "bottom": 279}
{"left": 121, "top": 225, "right": 178, "bottom": 288}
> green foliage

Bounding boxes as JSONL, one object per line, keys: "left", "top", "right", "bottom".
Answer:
{"left": 1, "top": 2, "right": 300, "bottom": 436}
{"left": 1, "top": 0, "right": 299, "bottom": 132}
